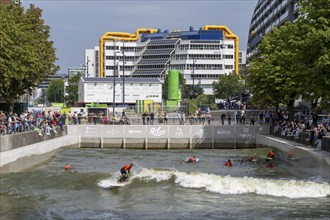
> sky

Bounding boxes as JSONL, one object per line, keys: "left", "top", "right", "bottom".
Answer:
{"left": 22, "top": 0, "right": 258, "bottom": 74}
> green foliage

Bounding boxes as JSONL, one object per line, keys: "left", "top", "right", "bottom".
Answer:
{"left": 188, "top": 94, "right": 216, "bottom": 113}
{"left": 46, "top": 78, "right": 64, "bottom": 103}
{"left": 0, "top": 4, "right": 58, "bottom": 113}
{"left": 248, "top": 24, "right": 305, "bottom": 118}
{"left": 296, "top": 0, "right": 330, "bottom": 110}
{"left": 190, "top": 83, "right": 204, "bottom": 99}
{"left": 212, "top": 72, "right": 245, "bottom": 100}
{"left": 64, "top": 73, "right": 81, "bottom": 106}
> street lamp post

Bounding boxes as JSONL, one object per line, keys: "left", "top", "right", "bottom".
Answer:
{"left": 122, "top": 42, "right": 125, "bottom": 105}
{"left": 113, "top": 44, "right": 117, "bottom": 116}
{"left": 192, "top": 56, "right": 195, "bottom": 99}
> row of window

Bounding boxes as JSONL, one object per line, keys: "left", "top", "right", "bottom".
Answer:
{"left": 105, "top": 55, "right": 233, "bottom": 62}
{"left": 253, "top": 0, "right": 287, "bottom": 21}
{"left": 177, "top": 44, "right": 234, "bottom": 50}
{"left": 252, "top": 8, "right": 289, "bottom": 36}
{"left": 137, "top": 65, "right": 166, "bottom": 69}
{"left": 147, "top": 45, "right": 175, "bottom": 50}
{"left": 171, "top": 64, "right": 223, "bottom": 70}
{"left": 222, "top": 55, "right": 234, "bottom": 59}
{"left": 87, "top": 82, "right": 160, "bottom": 88}
{"left": 105, "top": 56, "right": 140, "bottom": 61}
{"left": 142, "top": 55, "right": 170, "bottom": 59}
{"left": 225, "top": 65, "right": 234, "bottom": 69}
{"left": 105, "top": 43, "right": 234, "bottom": 53}
{"left": 105, "top": 46, "right": 144, "bottom": 52}
{"left": 173, "top": 54, "right": 222, "bottom": 60}
{"left": 106, "top": 54, "right": 233, "bottom": 61}
{"left": 251, "top": 0, "right": 291, "bottom": 36}
{"left": 187, "top": 74, "right": 221, "bottom": 79}
{"left": 105, "top": 66, "right": 134, "bottom": 71}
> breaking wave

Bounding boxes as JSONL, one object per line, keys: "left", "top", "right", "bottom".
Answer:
{"left": 131, "top": 168, "right": 330, "bottom": 199}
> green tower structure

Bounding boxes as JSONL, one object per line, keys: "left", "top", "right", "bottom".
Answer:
{"left": 166, "top": 69, "right": 180, "bottom": 110}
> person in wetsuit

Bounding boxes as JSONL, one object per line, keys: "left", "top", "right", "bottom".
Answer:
{"left": 185, "top": 156, "right": 196, "bottom": 163}
{"left": 119, "top": 163, "right": 134, "bottom": 182}
{"left": 64, "top": 163, "right": 71, "bottom": 170}
{"left": 267, "top": 150, "right": 275, "bottom": 159}
{"left": 225, "top": 159, "right": 232, "bottom": 167}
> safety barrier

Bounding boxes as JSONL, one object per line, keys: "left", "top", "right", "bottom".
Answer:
{"left": 68, "top": 125, "right": 271, "bottom": 149}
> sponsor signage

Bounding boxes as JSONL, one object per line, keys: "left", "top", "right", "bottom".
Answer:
{"left": 81, "top": 126, "right": 101, "bottom": 137}
{"left": 169, "top": 126, "right": 190, "bottom": 138}
{"left": 214, "top": 126, "right": 234, "bottom": 138}
{"left": 148, "top": 126, "right": 167, "bottom": 138}
{"left": 126, "top": 125, "right": 145, "bottom": 138}
{"left": 103, "top": 126, "right": 123, "bottom": 137}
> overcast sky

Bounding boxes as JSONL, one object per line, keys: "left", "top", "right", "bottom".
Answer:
{"left": 22, "top": 0, "right": 258, "bottom": 74}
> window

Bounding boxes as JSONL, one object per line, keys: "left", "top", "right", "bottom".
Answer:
{"left": 223, "top": 54, "right": 234, "bottom": 59}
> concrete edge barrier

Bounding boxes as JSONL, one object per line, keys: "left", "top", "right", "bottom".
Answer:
{"left": 257, "top": 134, "right": 330, "bottom": 179}
{"left": 0, "top": 135, "right": 79, "bottom": 168}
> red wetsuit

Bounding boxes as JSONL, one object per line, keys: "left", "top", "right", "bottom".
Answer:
{"left": 267, "top": 151, "right": 275, "bottom": 159}
{"left": 225, "top": 161, "right": 232, "bottom": 167}
{"left": 189, "top": 157, "right": 196, "bottom": 163}
{"left": 121, "top": 164, "right": 133, "bottom": 175}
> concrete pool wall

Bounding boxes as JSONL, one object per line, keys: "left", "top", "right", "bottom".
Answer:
{"left": 1, "top": 125, "right": 329, "bottom": 175}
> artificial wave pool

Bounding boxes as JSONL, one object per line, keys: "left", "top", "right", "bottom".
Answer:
{"left": 1, "top": 148, "right": 329, "bottom": 219}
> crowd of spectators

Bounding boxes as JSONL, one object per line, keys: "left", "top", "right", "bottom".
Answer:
{"left": 1, "top": 108, "right": 329, "bottom": 149}
{"left": 0, "top": 109, "right": 135, "bottom": 135}
{"left": 0, "top": 110, "right": 63, "bottom": 136}
{"left": 187, "top": 107, "right": 212, "bottom": 125}
{"left": 273, "top": 111, "right": 329, "bottom": 148}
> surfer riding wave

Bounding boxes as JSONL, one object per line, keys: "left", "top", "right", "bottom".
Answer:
{"left": 118, "top": 163, "right": 134, "bottom": 183}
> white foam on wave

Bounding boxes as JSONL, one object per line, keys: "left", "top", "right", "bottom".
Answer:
{"left": 135, "top": 168, "right": 174, "bottom": 182}
{"left": 134, "top": 168, "right": 330, "bottom": 198}
{"left": 97, "top": 177, "right": 129, "bottom": 188}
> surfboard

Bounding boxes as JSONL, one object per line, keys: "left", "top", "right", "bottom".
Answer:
{"left": 98, "top": 177, "right": 130, "bottom": 189}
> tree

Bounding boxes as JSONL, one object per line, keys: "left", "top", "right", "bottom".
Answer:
{"left": 0, "top": 4, "right": 58, "bottom": 114}
{"left": 247, "top": 0, "right": 330, "bottom": 116}
{"left": 65, "top": 73, "right": 81, "bottom": 106}
{"left": 212, "top": 72, "right": 245, "bottom": 100}
{"left": 190, "top": 83, "right": 204, "bottom": 99}
{"left": 46, "top": 79, "right": 64, "bottom": 103}
{"left": 247, "top": 24, "right": 306, "bottom": 119}
{"left": 296, "top": 0, "right": 330, "bottom": 110}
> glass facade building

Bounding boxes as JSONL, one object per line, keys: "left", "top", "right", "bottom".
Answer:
{"left": 247, "top": 0, "right": 300, "bottom": 59}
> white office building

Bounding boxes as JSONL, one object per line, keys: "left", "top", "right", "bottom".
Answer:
{"left": 78, "top": 77, "right": 162, "bottom": 104}
{"left": 85, "top": 25, "right": 241, "bottom": 95}
{"left": 85, "top": 46, "right": 99, "bottom": 77}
